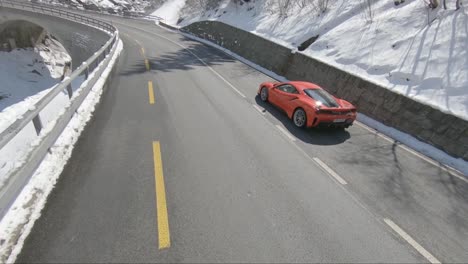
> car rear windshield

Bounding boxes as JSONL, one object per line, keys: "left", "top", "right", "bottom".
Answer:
{"left": 304, "top": 89, "right": 339, "bottom": 107}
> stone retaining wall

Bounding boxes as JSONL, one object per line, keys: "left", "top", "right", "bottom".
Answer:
{"left": 182, "top": 21, "right": 468, "bottom": 161}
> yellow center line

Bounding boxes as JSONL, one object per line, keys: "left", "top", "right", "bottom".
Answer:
{"left": 148, "top": 81, "right": 155, "bottom": 104}
{"left": 145, "top": 59, "right": 150, "bottom": 71}
{"left": 152, "top": 141, "right": 171, "bottom": 249}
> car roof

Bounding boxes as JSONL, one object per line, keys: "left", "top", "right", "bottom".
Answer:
{"left": 287, "top": 81, "right": 322, "bottom": 91}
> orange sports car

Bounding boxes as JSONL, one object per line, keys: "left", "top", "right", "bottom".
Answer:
{"left": 258, "top": 81, "right": 357, "bottom": 129}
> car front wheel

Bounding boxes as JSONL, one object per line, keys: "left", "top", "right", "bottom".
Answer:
{"left": 293, "top": 108, "right": 307, "bottom": 128}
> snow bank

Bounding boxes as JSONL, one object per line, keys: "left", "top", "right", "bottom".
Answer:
{"left": 0, "top": 39, "right": 123, "bottom": 264}
{"left": 158, "top": 0, "right": 468, "bottom": 121}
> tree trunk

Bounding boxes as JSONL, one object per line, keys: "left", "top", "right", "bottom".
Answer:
{"left": 456, "top": 0, "right": 462, "bottom": 9}
{"left": 443, "top": 0, "right": 447, "bottom": 9}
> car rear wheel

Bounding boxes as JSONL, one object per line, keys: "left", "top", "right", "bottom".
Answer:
{"left": 260, "top": 87, "right": 268, "bottom": 102}
{"left": 293, "top": 108, "right": 307, "bottom": 128}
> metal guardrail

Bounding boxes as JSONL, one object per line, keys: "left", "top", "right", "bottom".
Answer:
{"left": 0, "top": 0, "right": 120, "bottom": 217}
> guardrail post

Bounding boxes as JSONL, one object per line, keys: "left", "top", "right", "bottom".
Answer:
{"left": 85, "top": 66, "right": 89, "bottom": 80}
{"left": 32, "top": 114, "right": 43, "bottom": 135}
{"left": 66, "top": 83, "right": 73, "bottom": 99}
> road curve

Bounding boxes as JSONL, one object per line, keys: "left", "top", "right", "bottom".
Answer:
{"left": 16, "top": 13, "right": 468, "bottom": 263}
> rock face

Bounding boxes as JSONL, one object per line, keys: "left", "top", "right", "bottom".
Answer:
{"left": 0, "top": 20, "right": 45, "bottom": 50}
{"left": 182, "top": 21, "right": 468, "bottom": 161}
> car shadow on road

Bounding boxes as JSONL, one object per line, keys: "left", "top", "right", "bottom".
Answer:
{"left": 255, "top": 95, "right": 350, "bottom": 146}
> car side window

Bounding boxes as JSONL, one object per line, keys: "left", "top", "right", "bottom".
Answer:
{"left": 277, "top": 84, "right": 299, "bottom": 94}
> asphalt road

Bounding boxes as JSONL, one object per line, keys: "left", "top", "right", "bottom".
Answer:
{"left": 17, "top": 14, "right": 468, "bottom": 263}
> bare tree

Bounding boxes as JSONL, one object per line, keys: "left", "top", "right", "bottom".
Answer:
{"left": 437, "top": 0, "right": 463, "bottom": 10}
{"left": 361, "top": 0, "right": 374, "bottom": 23}
{"left": 294, "top": 0, "right": 312, "bottom": 9}
{"left": 311, "top": 0, "right": 330, "bottom": 13}
{"left": 274, "top": 0, "right": 292, "bottom": 17}
{"left": 428, "top": 0, "right": 439, "bottom": 8}
{"left": 191, "top": 0, "right": 222, "bottom": 11}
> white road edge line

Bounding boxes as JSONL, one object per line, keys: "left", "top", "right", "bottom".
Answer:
{"left": 253, "top": 104, "right": 265, "bottom": 115}
{"left": 312, "top": 157, "right": 348, "bottom": 185}
{"left": 134, "top": 24, "right": 247, "bottom": 99}
{"left": 207, "top": 67, "right": 247, "bottom": 98}
{"left": 131, "top": 27, "right": 445, "bottom": 264}
{"left": 275, "top": 125, "right": 296, "bottom": 142}
{"left": 383, "top": 218, "right": 441, "bottom": 264}
{"left": 356, "top": 122, "right": 467, "bottom": 183}
{"left": 152, "top": 20, "right": 467, "bottom": 179}
{"left": 356, "top": 122, "right": 394, "bottom": 142}
{"left": 125, "top": 20, "right": 465, "bottom": 180}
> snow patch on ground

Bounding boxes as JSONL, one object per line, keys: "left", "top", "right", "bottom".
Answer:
{"left": 0, "top": 39, "right": 123, "bottom": 264}
{"left": 157, "top": 0, "right": 468, "bottom": 121}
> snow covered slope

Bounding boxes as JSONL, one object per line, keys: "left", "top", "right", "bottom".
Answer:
{"left": 156, "top": 0, "right": 468, "bottom": 121}
{"left": 152, "top": 0, "right": 185, "bottom": 24}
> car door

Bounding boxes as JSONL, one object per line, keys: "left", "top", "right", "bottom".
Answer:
{"left": 267, "top": 83, "right": 283, "bottom": 106}
{"left": 274, "top": 84, "right": 300, "bottom": 115}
